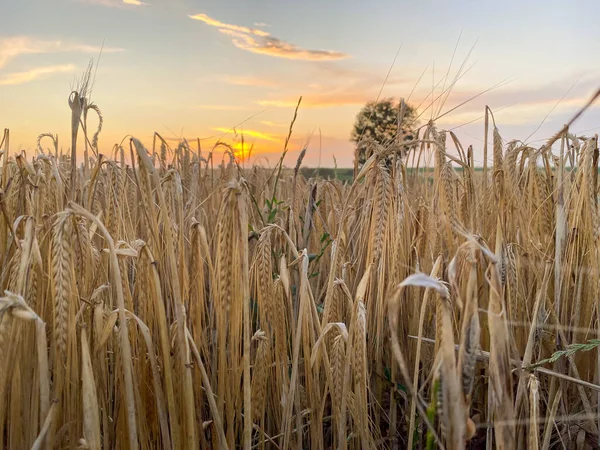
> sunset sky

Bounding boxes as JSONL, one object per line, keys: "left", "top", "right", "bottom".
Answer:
{"left": 2, "top": 0, "right": 600, "bottom": 167}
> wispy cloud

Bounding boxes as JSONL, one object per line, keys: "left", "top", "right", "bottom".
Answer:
{"left": 253, "top": 22, "right": 270, "bottom": 28}
{"left": 189, "top": 13, "right": 349, "bottom": 61}
{"left": 213, "top": 127, "right": 280, "bottom": 142}
{"left": 122, "top": 0, "right": 147, "bottom": 5}
{"left": 437, "top": 95, "right": 592, "bottom": 127}
{"left": 0, "top": 36, "right": 125, "bottom": 69}
{"left": 255, "top": 69, "right": 600, "bottom": 125}
{"left": 255, "top": 62, "right": 419, "bottom": 109}
{"left": 0, "top": 64, "right": 76, "bottom": 86}
{"left": 220, "top": 29, "right": 349, "bottom": 61}
{"left": 260, "top": 120, "right": 288, "bottom": 128}
{"left": 421, "top": 76, "right": 599, "bottom": 126}
{"left": 189, "top": 13, "right": 270, "bottom": 37}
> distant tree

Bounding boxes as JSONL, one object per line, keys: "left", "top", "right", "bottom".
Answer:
{"left": 351, "top": 98, "right": 418, "bottom": 166}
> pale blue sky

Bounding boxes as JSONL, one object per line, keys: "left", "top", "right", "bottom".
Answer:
{"left": 1, "top": 0, "right": 600, "bottom": 165}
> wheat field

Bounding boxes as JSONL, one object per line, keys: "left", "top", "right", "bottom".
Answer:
{"left": 2, "top": 92, "right": 600, "bottom": 450}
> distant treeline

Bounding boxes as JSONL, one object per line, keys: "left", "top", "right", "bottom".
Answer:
{"left": 299, "top": 165, "right": 581, "bottom": 182}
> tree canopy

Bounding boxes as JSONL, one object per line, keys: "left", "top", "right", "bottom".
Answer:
{"left": 351, "top": 98, "right": 418, "bottom": 165}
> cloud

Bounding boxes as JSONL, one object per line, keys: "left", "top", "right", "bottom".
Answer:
{"left": 0, "top": 36, "right": 125, "bottom": 69}
{"left": 440, "top": 79, "right": 596, "bottom": 111}
{"left": 253, "top": 22, "right": 270, "bottom": 28}
{"left": 260, "top": 120, "right": 288, "bottom": 128}
{"left": 189, "top": 13, "right": 270, "bottom": 37}
{"left": 219, "top": 29, "right": 349, "bottom": 61}
{"left": 420, "top": 76, "right": 600, "bottom": 126}
{"left": 437, "top": 95, "right": 592, "bottom": 127}
{"left": 189, "top": 13, "right": 349, "bottom": 61}
{"left": 0, "top": 64, "right": 76, "bottom": 86}
{"left": 256, "top": 70, "right": 600, "bottom": 131}
{"left": 213, "top": 127, "right": 280, "bottom": 142}
{"left": 254, "top": 62, "right": 421, "bottom": 109}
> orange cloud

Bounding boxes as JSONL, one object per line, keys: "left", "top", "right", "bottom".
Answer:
{"left": 213, "top": 127, "right": 281, "bottom": 142}
{"left": 189, "top": 13, "right": 349, "bottom": 61}
{"left": 260, "top": 120, "right": 288, "bottom": 128}
{"left": 0, "top": 64, "right": 76, "bottom": 86}
{"left": 122, "top": 0, "right": 147, "bottom": 5}
{"left": 189, "top": 13, "right": 270, "bottom": 37}
{"left": 253, "top": 63, "right": 419, "bottom": 109}
{"left": 234, "top": 141, "right": 289, "bottom": 158}
{"left": 256, "top": 74, "right": 600, "bottom": 122}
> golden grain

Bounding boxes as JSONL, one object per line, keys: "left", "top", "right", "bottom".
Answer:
{"left": 3, "top": 99, "right": 600, "bottom": 450}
